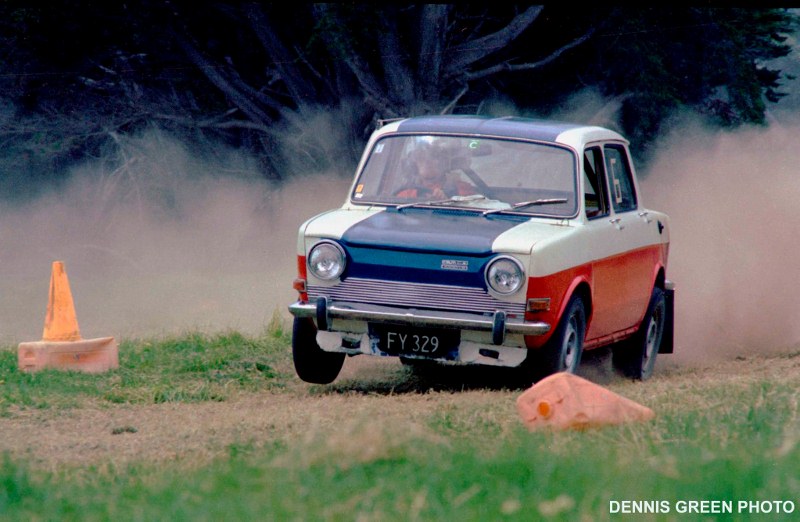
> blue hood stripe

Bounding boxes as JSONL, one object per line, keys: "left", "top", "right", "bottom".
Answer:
{"left": 338, "top": 208, "right": 527, "bottom": 287}
{"left": 340, "top": 208, "right": 525, "bottom": 255}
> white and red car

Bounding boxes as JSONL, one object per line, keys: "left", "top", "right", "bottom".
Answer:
{"left": 289, "top": 115, "right": 674, "bottom": 384}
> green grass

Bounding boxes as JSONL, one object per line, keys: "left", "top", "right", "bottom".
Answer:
{"left": 0, "top": 329, "right": 289, "bottom": 415}
{"left": 2, "top": 400, "right": 799, "bottom": 521}
{"left": 1, "top": 332, "right": 799, "bottom": 520}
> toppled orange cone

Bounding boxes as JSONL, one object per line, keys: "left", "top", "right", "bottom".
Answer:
{"left": 17, "top": 261, "right": 118, "bottom": 373}
{"left": 516, "top": 372, "right": 655, "bottom": 431}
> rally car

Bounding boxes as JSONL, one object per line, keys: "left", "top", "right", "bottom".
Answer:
{"left": 288, "top": 115, "right": 674, "bottom": 384}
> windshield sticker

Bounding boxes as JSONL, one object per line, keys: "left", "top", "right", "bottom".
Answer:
{"left": 609, "top": 158, "right": 624, "bottom": 204}
{"left": 375, "top": 143, "right": 385, "bottom": 154}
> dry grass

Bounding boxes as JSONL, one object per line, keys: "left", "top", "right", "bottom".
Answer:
{"left": 2, "top": 349, "right": 799, "bottom": 473}
{"left": 0, "top": 357, "right": 511, "bottom": 469}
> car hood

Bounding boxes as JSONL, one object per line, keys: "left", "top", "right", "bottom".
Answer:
{"left": 306, "top": 207, "right": 573, "bottom": 255}
{"left": 305, "top": 207, "right": 575, "bottom": 287}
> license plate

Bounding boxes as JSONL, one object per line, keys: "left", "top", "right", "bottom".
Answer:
{"left": 370, "top": 325, "right": 459, "bottom": 356}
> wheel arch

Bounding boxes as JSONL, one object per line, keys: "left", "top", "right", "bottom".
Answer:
{"left": 653, "top": 265, "right": 666, "bottom": 291}
{"left": 525, "top": 272, "right": 592, "bottom": 349}
{"left": 653, "top": 265, "right": 674, "bottom": 354}
{"left": 571, "top": 280, "right": 593, "bottom": 328}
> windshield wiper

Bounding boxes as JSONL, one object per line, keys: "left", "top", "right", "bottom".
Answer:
{"left": 481, "top": 198, "right": 568, "bottom": 216}
{"left": 396, "top": 194, "right": 487, "bottom": 211}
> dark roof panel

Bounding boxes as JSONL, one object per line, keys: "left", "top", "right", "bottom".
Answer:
{"left": 396, "top": 115, "right": 585, "bottom": 143}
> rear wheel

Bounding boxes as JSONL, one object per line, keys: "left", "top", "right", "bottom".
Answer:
{"left": 613, "top": 287, "right": 665, "bottom": 380}
{"left": 292, "top": 318, "right": 345, "bottom": 384}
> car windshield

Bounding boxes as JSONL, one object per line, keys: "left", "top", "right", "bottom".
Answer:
{"left": 351, "top": 134, "right": 578, "bottom": 217}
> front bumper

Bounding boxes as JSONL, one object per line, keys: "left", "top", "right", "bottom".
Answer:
{"left": 288, "top": 297, "right": 551, "bottom": 345}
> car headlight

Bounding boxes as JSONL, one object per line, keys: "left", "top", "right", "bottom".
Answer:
{"left": 308, "top": 241, "right": 346, "bottom": 280}
{"left": 486, "top": 256, "right": 525, "bottom": 295}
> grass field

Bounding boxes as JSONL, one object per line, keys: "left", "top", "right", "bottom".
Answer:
{"left": 1, "top": 326, "right": 799, "bottom": 521}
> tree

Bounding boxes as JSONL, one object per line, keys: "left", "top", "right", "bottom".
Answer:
{"left": 0, "top": 3, "right": 797, "bottom": 191}
{"left": 308, "top": 4, "right": 598, "bottom": 116}
{"left": 570, "top": 7, "right": 798, "bottom": 159}
{"left": 165, "top": 4, "right": 600, "bottom": 175}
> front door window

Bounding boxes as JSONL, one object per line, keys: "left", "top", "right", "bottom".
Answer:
{"left": 604, "top": 145, "right": 637, "bottom": 213}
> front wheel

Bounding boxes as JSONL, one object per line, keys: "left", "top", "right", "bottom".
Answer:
{"left": 526, "top": 294, "right": 585, "bottom": 382}
{"left": 613, "top": 287, "right": 665, "bottom": 380}
{"left": 292, "top": 318, "right": 345, "bottom": 384}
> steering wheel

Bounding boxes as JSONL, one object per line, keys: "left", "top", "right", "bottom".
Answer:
{"left": 394, "top": 185, "right": 434, "bottom": 198}
{"left": 461, "top": 167, "right": 495, "bottom": 198}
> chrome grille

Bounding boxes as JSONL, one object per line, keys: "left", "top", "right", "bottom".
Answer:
{"left": 307, "top": 277, "right": 525, "bottom": 316}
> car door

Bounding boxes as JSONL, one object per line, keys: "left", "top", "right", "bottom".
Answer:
{"left": 583, "top": 143, "right": 657, "bottom": 342}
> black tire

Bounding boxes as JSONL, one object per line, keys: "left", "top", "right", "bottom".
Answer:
{"left": 292, "top": 317, "right": 345, "bottom": 384}
{"left": 529, "top": 294, "right": 586, "bottom": 380}
{"left": 613, "top": 287, "right": 665, "bottom": 380}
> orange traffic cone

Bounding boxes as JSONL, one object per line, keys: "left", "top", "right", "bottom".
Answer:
{"left": 42, "top": 261, "right": 81, "bottom": 342}
{"left": 17, "top": 261, "right": 119, "bottom": 373}
{"left": 516, "top": 372, "right": 655, "bottom": 431}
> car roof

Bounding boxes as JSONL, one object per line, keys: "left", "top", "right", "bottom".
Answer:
{"left": 379, "top": 115, "right": 628, "bottom": 150}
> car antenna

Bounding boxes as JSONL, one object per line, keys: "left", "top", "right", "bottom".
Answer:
{"left": 376, "top": 117, "right": 406, "bottom": 129}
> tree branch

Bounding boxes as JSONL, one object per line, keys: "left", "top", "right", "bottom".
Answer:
{"left": 152, "top": 111, "right": 279, "bottom": 136}
{"left": 174, "top": 32, "right": 278, "bottom": 126}
{"left": 440, "top": 84, "right": 469, "bottom": 115}
{"left": 377, "top": 9, "right": 415, "bottom": 107}
{"left": 242, "top": 3, "right": 321, "bottom": 105}
{"left": 417, "top": 5, "right": 450, "bottom": 101}
{"left": 312, "top": 4, "right": 398, "bottom": 116}
{"left": 465, "top": 25, "right": 597, "bottom": 81}
{"left": 445, "top": 6, "right": 543, "bottom": 73}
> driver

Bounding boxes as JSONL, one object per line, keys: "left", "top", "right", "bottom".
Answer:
{"left": 396, "top": 146, "right": 474, "bottom": 199}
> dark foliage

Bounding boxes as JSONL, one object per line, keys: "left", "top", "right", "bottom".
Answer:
{"left": 0, "top": 3, "right": 796, "bottom": 193}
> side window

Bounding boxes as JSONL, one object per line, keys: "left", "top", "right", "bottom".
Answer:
{"left": 604, "top": 145, "right": 637, "bottom": 213}
{"left": 583, "top": 146, "right": 608, "bottom": 219}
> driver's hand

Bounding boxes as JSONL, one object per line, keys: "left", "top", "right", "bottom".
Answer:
{"left": 430, "top": 187, "right": 447, "bottom": 199}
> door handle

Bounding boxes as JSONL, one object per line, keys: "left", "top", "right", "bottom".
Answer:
{"left": 609, "top": 218, "right": 624, "bottom": 230}
{"left": 638, "top": 211, "right": 653, "bottom": 223}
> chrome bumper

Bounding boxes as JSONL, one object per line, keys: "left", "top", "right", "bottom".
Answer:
{"left": 288, "top": 297, "right": 550, "bottom": 345}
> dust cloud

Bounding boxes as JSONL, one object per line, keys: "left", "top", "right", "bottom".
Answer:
{"left": 0, "top": 131, "right": 351, "bottom": 343}
{"left": 2, "top": 107, "right": 800, "bottom": 368}
{"left": 550, "top": 87, "right": 800, "bottom": 364}
{"left": 641, "top": 118, "right": 800, "bottom": 364}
